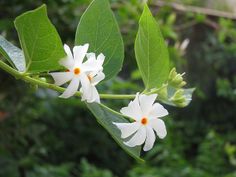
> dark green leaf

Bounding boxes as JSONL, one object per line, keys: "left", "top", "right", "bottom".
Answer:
{"left": 14, "top": 5, "right": 66, "bottom": 73}
{"left": 0, "top": 35, "right": 26, "bottom": 72}
{"left": 135, "top": 4, "right": 169, "bottom": 90}
{"left": 87, "top": 103, "right": 144, "bottom": 162}
{"left": 75, "top": 0, "right": 124, "bottom": 81}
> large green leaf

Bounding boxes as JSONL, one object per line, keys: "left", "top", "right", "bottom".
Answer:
{"left": 75, "top": 0, "right": 124, "bottom": 81}
{"left": 135, "top": 4, "right": 169, "bottom": 90}
{"left": 0, "top": 35, "right": 26, "bottom": 72}
{"left": 86, "top": 103, "right": 144, "bottom": 162}
{"left": 14, "top": 5, "right": 66, "bottom": 73}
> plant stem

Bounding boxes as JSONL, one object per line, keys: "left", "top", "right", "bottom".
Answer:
{"left": 0, "top": 60, "right": 136, "bottom": 100}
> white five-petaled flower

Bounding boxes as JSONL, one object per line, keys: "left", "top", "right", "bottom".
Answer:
{"left": 50, "top": 44, "right": 105, "bottom": 102}
{"left": 113, "top": 93, "right": 168, "bottom": 151}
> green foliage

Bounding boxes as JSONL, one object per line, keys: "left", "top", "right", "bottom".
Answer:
{"left": 80, "top": 159, "right": 116, "bottom": 177}
{"left": 87, "top": 103, "right": 142, "bottom": 162}
{"left": 27, "top": 164, "right": 72, "bottom": 177}
{"left": 14, "top": 5, "right": 65, "bottom": 73}
{"left": 75, "top": 0, "right": 124, "bottom": 81}
{"left": 0, "top": 0, "right": 236, "bottom": 177}
{"left": 135, "top": 5, "right": 169, "bottom": 90}
{"left": 216, "top": 78, "right": 236, "bottom": 101}
{"left": 0, "top": 35, "right": 25, "bottom": 72}
{"left": 196, "top": 131, "right": 230, "bottom": 175}
{"left": 0, "top": 1, "right": 191, "bottom": 161}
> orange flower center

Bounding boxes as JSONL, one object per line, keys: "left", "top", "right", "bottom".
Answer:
{"left": 87, "top": 75, "right": 92, "bottom": 81}
{"left": 141, "top": 117, "right": 148, "bottom": 125}
{"left": 74, "top": 68, "right": 80, "bottom": 75}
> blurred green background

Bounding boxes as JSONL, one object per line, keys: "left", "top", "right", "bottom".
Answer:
{"left": 0, "top": 0, "right": 236, "bottom": 176}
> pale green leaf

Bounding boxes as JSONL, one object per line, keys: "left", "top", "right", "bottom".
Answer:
{"left": 183, "top": 88, "right": 195, "bottom": 106}
{"left": 87, "top": 103, "right": 144, "bottom": 162}
{"left": 14, "top": 5, "right": 66, "bottom": 73}
{"left": 75, "top": 0, "right": 124, "bottom": 81}
{"left": 135, "top": 4, "right": 169, "bottom": 90}
{"left": 0, "top": 35, "right": 26, "bottom": 72}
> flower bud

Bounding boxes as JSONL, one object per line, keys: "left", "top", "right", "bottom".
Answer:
{"left": 39, "top": 77, "right": 47, "bottom": 82}
{"left": 170, "top": 89, "right": 187, "bottom": 107}
{"left": 179, "top": 81, "right": 187, "bottom": 88}
{"left": 168, "top": 68, "right": 186, "bottom": 88}
{"left": 174, "top": 101, "right": 187, "bottom": 108}
{"left": 172, "top": 89, "right": 184, "bottom": 98}
{"left": 168, "top": 68, "right": 177, "bottom": 81}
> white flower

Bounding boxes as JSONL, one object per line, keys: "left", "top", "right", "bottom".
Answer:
{"left": 50, "top": 44, "right": 105, "bottom": 101}
{"left": 80, "top": 53, "right": 105, "bottom": 103}
{"left": 113, "top": 93, "right": 168, "bottom": 151}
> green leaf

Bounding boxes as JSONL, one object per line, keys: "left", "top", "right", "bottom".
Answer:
{"left": 14, "top": 5, "right": 66, "bottom": 73}
{"left": 86, "top": 103, "right": 144, "bottom": 162}
{"left": 75, "top": 0, "right": 124, "bottom": 81}
{"left": 0, "top": 35, "right": 26, "bottom": 72}
{"left": 135, "top": 4, "right": 169, "bottom": 90}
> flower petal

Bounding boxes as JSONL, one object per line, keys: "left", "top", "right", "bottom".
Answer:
{"left": 97, "top": 53, "right": 105, "bottom": 65}
{"left": 124, "top": 126, "right": 146, "bottom": 147}
{"left": 150, "top": 119, "right": 167, "bottom": 139}
{"left": 91, "top": 86, "right": 100, "bottom": 103}
{"left": 149, "top": 103, "right": 168, "bottom": 119}
{"left": 81, "top": 85, "right": 100, "bottom": 103}
{"left": 92, "top": 72, "right": 105, "bottom": 86}
{"left": 73, "top": 44, "right": 89, "bottom": 65}
{"left": 113, "top": 122, "right": 141, "bottom": 139}
{"left": 64, "top": 44, "right": 73, "bottom": 60}
{"left": 82, "top": 59, "right": 103, "bottom": 72}
{"left": 50, "top": 72, "right": 73, "bottom": 86}
{"left": 59, "top": 44, "right": 75, "bottom": 69}
{"left": 139, "top": 94, "right": 157, "bottom": 116}
{"left": 120, "top": 93, "right": 143, "bottom": 121}
{"left": 59, "top": 77, "right": 80, "bottom": 98}
{"left": 143, "top": 126, "right": 156, "bottom": 151}
{"left": 80, "top": 73, "right": 92, "bottom": 101}
{"left": 86, "top": 53, "right": 96, "bottom": 60}
{"left": 59, "top": 58, "right": 74, "bottom": 70}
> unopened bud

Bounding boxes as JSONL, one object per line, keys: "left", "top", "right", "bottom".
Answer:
{"left": 168, "top": 68, "right": 186, "bottom": 88}
{"left": 170, "top": 89, "right": 187, "bottom": 107}
{"left": 174, "top": 101, "right": 187, "bottom": 108}
{"left": 39, "top": 77, "right": 47, "bottom": 82}
{"left": 171, "top": 96, "right": 186, "bottom": 103}
{"left": 168, "top": 68, "right": 177, "bottom": 81}
{"left": 172, "top": 74, "right": 183, "bottom": 84}
{"left": 172, "top": 89, "right": 184, "bottom": 98}
{"left": 179, "top": 81, "right": 187, "bottom": 87}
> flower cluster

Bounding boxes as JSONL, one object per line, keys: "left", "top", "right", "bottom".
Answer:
{"left": 50, "top": 44, "right": 169, "bottom": 151}
{"left": 50, "top": 44, "right": 105, "bottom": 103}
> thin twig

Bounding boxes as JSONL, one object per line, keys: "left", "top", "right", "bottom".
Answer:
{"left": 151, "top": 0, "right": 236, "bottom": 20}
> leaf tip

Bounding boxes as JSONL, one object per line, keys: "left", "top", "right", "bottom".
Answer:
{"left": 14, "top": 4, "right": 47, "bottom": 24}
{"left": 143, "top": 3, "right": 151, "bottom": 14}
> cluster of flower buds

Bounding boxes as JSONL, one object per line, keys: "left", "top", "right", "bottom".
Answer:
{"left": 154, "top": 68, "right": 191, "bottom": 108}
{"left": 168, "top": 68, "right": 189, "bottom": 107}
{"left": 168, "top": 68, "right": 186, "bottom": 88}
